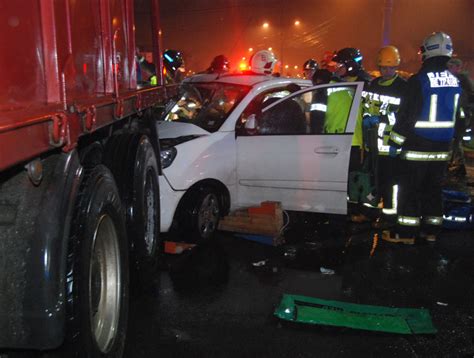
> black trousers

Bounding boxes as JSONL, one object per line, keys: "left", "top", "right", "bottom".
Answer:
{"left": 396, "top": 159, "right": 447, "bottom": 237}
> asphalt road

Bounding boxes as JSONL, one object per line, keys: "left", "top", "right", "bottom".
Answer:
{"left": 125, "top": 212, "right": 474, "bottom": 358}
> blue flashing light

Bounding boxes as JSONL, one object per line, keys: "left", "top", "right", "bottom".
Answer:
{"left": 164, "top": 53, "right": 174, "bottom": 62}
{"left": 354, "top": 56, "right": 363, "bottom": 62}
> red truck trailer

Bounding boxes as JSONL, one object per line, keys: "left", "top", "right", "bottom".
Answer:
{"left": 0, "top": 1, "right": 172, "bottom": 356}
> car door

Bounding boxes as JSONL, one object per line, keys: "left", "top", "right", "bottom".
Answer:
{"left": 235, "top": 82, "right": 364, "bottom": 214}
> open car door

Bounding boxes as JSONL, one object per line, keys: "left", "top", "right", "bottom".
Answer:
{"left": 235, "top": 82, "right": 364, "bottom": 214}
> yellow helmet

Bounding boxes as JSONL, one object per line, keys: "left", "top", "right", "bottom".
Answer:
{"left": 377, "top": 46, "right": 400, "bottom": 67}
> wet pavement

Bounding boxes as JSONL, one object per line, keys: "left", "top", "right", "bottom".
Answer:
{"left": 125, "top": 212, "right": 474, "bottom": 358}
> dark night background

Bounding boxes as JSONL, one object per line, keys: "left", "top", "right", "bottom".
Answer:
{"left": 159, "top": 0, "right": 474, "bottom": 76}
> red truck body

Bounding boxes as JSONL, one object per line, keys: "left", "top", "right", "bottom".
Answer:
{"left": 0, "top": 0, "right": 172, "bottom": 354}
{"left": 0, "top": 0, "right": 166, "bottom": 172}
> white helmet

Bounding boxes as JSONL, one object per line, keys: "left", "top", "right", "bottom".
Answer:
{"left": 250, "top": 50, "right": 277, "bottom": 75}
{"left": 420, "top": 32, "right": 453, "bottom": 61}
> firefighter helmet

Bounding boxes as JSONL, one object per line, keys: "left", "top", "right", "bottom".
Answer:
{"left": 249, "top": 50, "right": 276, "bottom": 75}
{"left": 209, "top": 55, "right": 230, "bottom": 73}
{"left": 419, "top": 32, "right": 453, "bottom": 61}
{"left": 163, "top": 49, "right": 184, "bottom": 72}
{"left": 303, "top": 59, "right": 318, "bottom": 71}
{"left": 332, "top": 48, "right": 363, "bottom": 76}
{"left": 377, "top": 46, "right": 401, "bottom": 67}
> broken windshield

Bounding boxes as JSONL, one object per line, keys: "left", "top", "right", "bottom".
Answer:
{"left": 162, "top": 82, "right": 250, "bottom": 132}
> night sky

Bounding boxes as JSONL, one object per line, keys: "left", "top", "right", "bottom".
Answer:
{"left": 160, "top": 0, "right": 474, "bottom": 76}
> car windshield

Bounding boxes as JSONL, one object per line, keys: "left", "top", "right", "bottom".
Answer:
{"left": 162, "top": 82, "right": 250, "bottom": 132}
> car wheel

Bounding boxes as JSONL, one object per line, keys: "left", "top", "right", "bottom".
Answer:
{"left": 66, "top": 165, "right": 129, "bottom": 357}
{"left": 182, "top": 187, "right": 221, "bottom": 243}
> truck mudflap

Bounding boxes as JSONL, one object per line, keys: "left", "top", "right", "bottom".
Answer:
{"left": 0, "top": 151, "right": 83, "bottom": 349}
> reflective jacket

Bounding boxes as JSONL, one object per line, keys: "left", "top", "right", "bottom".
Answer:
{"left": 389, "top": 57, "right": 462, "bottom": 161}
{"left": 362, "top": 74, "right": 407, "bottom": 155}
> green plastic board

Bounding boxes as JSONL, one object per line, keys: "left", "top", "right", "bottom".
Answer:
{"left": 274, "top": 294, "right": 437, "bottom": 335}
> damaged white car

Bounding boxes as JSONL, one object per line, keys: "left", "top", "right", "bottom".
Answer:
{"left": 158, "top": 73, "right": 364, "bottom": 241}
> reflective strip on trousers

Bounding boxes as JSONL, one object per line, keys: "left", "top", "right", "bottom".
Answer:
{"left": 401, "top": 151, "right": 450, "bottom": 161}
{"left": 382, "top": 185, "right": 398, "bottom": 215}
{"left": 398, "top": 216, "right": 420, "bottom": 227}
{"left": 423, "top": 216, "right": 443, "bottom": 226}
{"left": 390, "top": 131, "right": 405, "bottom": 146}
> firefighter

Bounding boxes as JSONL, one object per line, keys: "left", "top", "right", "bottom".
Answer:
{"left": 447, "top": 57, "right": 473, "bottom": 177}
{"left": 362, "top": 46, "right": 408, "bottom": 228}
{"left": 206, "top": 55, "right": 230, "bottom": 74}
{"left": 163, "top": 49, "right": 185, "bottom": 84}
{"left": 383, "top": 32, "right": 462, "bottom": 244}
{"left": 303, "top": 59, "right": 318, "bottom": 80}
{"left": 331, "top": 48, "right": 373, "bottom": 222}
{"left": 249, "top": 50, "right": 277, "bottom": 75}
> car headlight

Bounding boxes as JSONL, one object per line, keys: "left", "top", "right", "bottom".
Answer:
{"left": 160, "top": 147, "right": 177, "bottom": 169}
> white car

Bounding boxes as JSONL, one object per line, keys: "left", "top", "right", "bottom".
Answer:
{"left": 158, "top": 73, "right": 364, "bottom": 241}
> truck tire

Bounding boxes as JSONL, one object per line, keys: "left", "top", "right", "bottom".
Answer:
{"left": 180, "top": 186, "right": 221, "bottom": 243}
{"left": 66, "top": 165, "right": 129, "bottom": 358}
{"left": 104, "top": 134, "right": 161, "bottom": 293}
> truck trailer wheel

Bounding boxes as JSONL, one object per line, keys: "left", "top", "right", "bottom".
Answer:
{"left": 66, "top": 165, "right": 129, "bottom": 358}
{"left": 104, "top": 134, "right": 161, "bottom": 293}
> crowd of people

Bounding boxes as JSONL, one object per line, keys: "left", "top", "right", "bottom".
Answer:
{"left": 144, "top": 31, "right": 473, "bottom": 245}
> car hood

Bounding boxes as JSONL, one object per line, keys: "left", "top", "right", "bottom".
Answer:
{"left": 157, "top": 121, "right": 210, "bottom": 139}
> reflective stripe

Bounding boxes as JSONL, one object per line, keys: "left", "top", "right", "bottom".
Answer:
{"left": 310, "top": 103, "right": 327, "bottom": 112}
{"left": 390, "top": 131, "right": 405, "bottom": 145}
{"left": 414, "top": 121, "right": 455, "bottom": 128}
{"left": 453, "top": 93, "right": 460, "bottom": 120}
{"left": 423, "top": 216, "right": 443, "bottom": 226}
{"left": 387, "top": 112, "right": 396, "bottom": 125}
{"left": 429, "top": 94, "right": 437, "bottom": 122}
{"left": 443, "top": 215, "right": 467, "bottom": 223}
{"left": 327, "top": 87, "right": 351, "bottom": 95}
{"left": 401, "top": 150, "right": 450, "bottom": 161}
{"left": 398, "top": 216, "right": 420, "bottom": 226}
{"left": 460, "top": 107, "right": 465, "bottom": 119}
{"left": 382, "top": 208, "right": 396, "bottom": 215}
{"left": 382, "top": 185, "right": 398, "bottom": 215}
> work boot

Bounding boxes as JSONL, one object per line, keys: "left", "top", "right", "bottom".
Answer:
{"left": 350, "top": 213, "right": 371, "bottom": 223}
{"left": 382, "top": 230, "right": 415, "bottom": 245}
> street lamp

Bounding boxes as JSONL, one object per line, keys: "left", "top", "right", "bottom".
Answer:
{"left": 262, "top": 22, "right": 269, "bottom": 29}
{"left": 294, "top": 20, "right": 300, "bottom": 26}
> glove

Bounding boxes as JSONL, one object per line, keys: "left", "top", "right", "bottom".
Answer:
{"left": 362, "top": 115, "right": 380, "bottom": 129}
{"left": 388, "top": 146, "right": 398, "bottom": 158}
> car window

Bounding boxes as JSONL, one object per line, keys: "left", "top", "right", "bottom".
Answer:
{"left": 235, "top": 87, "right": 294, "bottom": 133}
{"left": 256, "top": 84, "right": 357, "bottom": 135}
{"left": 162, "top": 82, "right": 250, "bottom": 132}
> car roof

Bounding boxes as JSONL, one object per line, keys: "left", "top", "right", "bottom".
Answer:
{"left": 183, "top": 72, "right": 311, "bottom": 89}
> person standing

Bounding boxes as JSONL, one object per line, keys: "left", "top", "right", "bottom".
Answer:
{"left": 384, "top": 32, "right": 462, "bottom": 244}
{"left": 303, "top": 59, "right": 318, "bottom": 80}
{"left": 362, "top": 46, "right": 408, "bottom": 227}
{"left": 446, "top": 57, "right": 474, "bottom": 177}
{"left": 331, "top": 48, "right": 373, "bottom": 222}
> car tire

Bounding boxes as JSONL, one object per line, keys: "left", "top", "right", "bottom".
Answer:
{"left": 104, "top": 134, "right": 161, "bottom": 294}
{"left": 181, "top": 187, "right": 221, "bottom": 243}
{"left": 65, "top": 165, "right": 129, "bottom": 358}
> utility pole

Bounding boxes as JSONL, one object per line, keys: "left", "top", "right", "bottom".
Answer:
{"left": 381, "top": 0, "right": 393, "bottom": 46}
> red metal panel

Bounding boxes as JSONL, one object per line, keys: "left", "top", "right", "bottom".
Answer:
{"left": 39, "top": 0, "right": 61, "bottom": 104}
{"left": 66, "top": 0, "right": 106, "bottom": 99}
{"left": 151, "top": 0, "right": 163, "bottom": 86}
{"left": 0, "top": 1, "right": 47, "bottom": 112}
